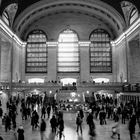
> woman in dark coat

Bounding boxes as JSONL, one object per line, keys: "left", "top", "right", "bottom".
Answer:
{"left": 17, "top": 125, "right": 24, "bottom": 140}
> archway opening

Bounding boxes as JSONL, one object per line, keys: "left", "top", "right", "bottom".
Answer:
{"left": 92, "top": 78, "right": 110, "bottom": 83}
{"left": 60, "top": 78, "right": 77, "bottom": 86}
{"left": 28, "top": 78, "right": 44, "bottom": 83}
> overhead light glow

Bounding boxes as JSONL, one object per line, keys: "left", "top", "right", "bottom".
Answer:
{"left": 93, "top": 78, "right": 109, "bottom": 83}
{"left": 28, "top": 78, "right": 44, "bottom": 83}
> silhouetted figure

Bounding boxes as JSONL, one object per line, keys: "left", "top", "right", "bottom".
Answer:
{"left": 57, "top": 116, "right": 65, "bottom": 140}
{"left": 0, "top": 107, "right": 3, "bottom": 118}
{"left": 76, "top": 112, "right": 83, "bottom": 135}
{"left": 40, "top": 119, "right": 46, "bottom": 140}
{"left": 17, "top": 125, "right": 24, "bottom": 140}
{"left": 86, "top": 111, "right": 96, "bottom": 137}
{"left": 50, "top": 115, "right": 57, "bottom": 133}
{"left": 47, "top": 105, "right": 51, "bottom": 118}
{"left": 41, "top": 106, "right": 46, "bottom": 118}
{"left": 5, "top": 114, "right": 11, "bottom": 132}
{"left": 128, "top": 114, "right": 137, "bottom": 140}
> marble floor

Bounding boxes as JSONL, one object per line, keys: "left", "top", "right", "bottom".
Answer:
{"left": 0, "top": 106, "right": 140, "bottom": 140}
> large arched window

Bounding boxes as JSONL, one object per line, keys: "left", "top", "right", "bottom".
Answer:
{"left": 58, "top": 28, "right": 79, "bottom": 72}
{"left": 90, "top": 29, "right": 112, "bottom": 73}
{"left": 26, "top": 30, "right": 48, "bottom": 73}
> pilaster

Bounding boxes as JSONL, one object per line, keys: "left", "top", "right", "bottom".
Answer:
{"left": 0, "top": 39, "right": 11, "bottom": 82}
{"left": 47, "top": 42, "right": 57, "bottom": 81}
{"left": 79, "top": 41, "right": 90, "bottom": 82}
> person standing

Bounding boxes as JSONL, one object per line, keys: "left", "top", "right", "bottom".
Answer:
{"left": 76, "top": 112, "right": 83, "bottom": 135}
{"left": 17, "top": 125, "right": 24, "bottom": 140}
{"left": 40, "top": 119, "right": 46, "bottom": 140}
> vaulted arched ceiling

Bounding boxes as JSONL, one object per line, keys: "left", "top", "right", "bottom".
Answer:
{"left": 1, "top": 0, "right": 139, "bottom": 41}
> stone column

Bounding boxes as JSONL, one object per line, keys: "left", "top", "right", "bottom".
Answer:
{"left": 79, "top": 41, "right": 90, "bottom": 82}
{"left": 47, "top": 42, "right": 57, "bottom": 81}
{"left": 112, "top": 44, "right": 117, "bottom": 82}
{"left": 127, "top": 35, "right": 140, "bottom": 83}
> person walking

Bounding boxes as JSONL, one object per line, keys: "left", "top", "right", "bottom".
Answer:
{"left": 17, "top": 125, "right": 24, "bottom": 140}
{"left": 111, "top": 116, "right": 120, "bottom": 140}
{"left": 0, "top": 107, "right": 3, "bottom": 118}
{"left": 86, "top": 111, "right": 96, "bottom": 137}
{"left": 40, "top": 119, "right": 46, "bottom": 140}
{"left": 41, "top": 106, "right": 46, "bottom": 119}
{"left": 5, "top": 114, "right": 11, "bottom": 132}
{"left": 128, "top": 113, "right": 137, "bottom": 140}
{"left": 57, "top": 116, "right": 65, "bottom": 140}
{"left": 99, "top": 109, "right": 104, "bottom": 125}
{"left": 50, "top": 115, "right": 57, "bottom": 133}
{"left": 47, "top": 105, "right": 51, "bottom": 119}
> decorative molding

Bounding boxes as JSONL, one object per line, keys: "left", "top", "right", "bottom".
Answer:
{"left": 0, "top": 18, "right": 26, "bottom": 47}
{"left": 111, "top": 17, "right": 140, "bottom": 46}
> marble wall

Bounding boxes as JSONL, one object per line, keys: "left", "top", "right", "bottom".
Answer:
{"left": 128, "top": 35, "right": 140, "bottom": 83}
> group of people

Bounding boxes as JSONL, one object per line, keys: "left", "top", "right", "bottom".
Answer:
{"left": 40, "top": 108, "right": 65, "bottom": 140}
{"left": 0, "top": 93, "right": 140, "bottom": 140}
{"left": 0, "top": 95, "right": 65, "bottom": 140}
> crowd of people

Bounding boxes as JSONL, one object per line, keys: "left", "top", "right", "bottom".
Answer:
{"left": 0, "top": 93, "right": 139, "bottom": 140}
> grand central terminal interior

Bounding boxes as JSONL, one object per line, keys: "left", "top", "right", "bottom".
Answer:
{"left": 0, "top": 0, "right": 140, "bottom": 140}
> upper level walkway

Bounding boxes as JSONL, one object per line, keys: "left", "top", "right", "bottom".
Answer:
{"left": 0, "top": 82, "right": 124, "bottom": 93}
